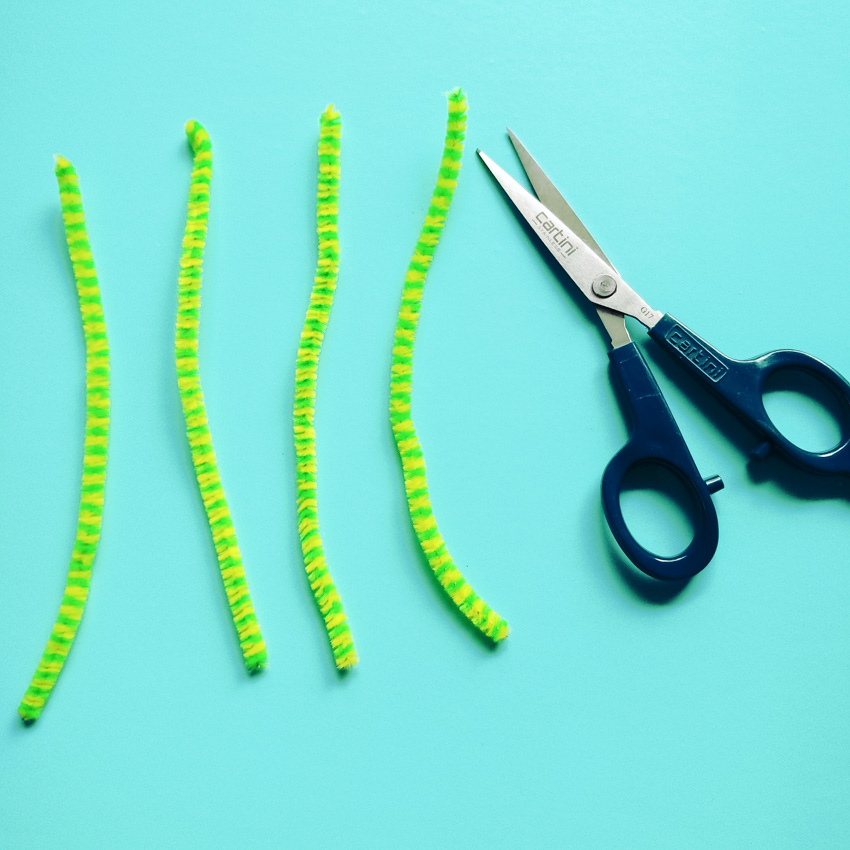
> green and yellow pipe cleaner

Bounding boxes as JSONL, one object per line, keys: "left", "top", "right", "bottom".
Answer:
{"left": 294, "top": 106, "right": 357, "bottom": 670}
{"left": 19, "top": 157, "right": 110, "bottom": 723}
{"left": 176, "top": 121, "right": 267, "bottom": 673}
{"left": 390, "top": 89, "right": 508, "bottom": 643}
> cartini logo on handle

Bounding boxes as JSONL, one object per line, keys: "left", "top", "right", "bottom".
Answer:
{"left": 666, "top": 325, "right": 728, "bottom": 382}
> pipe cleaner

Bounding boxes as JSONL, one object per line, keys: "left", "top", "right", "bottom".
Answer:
{"left": 389, "top": 89, "right": 508, "bottom": 642}
{"left": 18, "top": 157, "right": 110, "bottom": 723}
{"left": 293, "top": 106, "right": 358, "bottom": 670}
{"left": 176, "top": 121, "right": 267, "bottom": 673}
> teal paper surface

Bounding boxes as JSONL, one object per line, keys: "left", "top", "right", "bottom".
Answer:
{"left": 1, "top": 1, "right": 848, "bottom": 846}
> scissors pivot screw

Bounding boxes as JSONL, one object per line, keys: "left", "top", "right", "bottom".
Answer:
{"left": 591, "top": 274, "right": 618, "bottom": 298}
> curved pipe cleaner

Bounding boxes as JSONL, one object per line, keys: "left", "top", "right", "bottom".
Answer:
{"left": 176, "top": 121, "right": 267, "bottom": 673}
{"left": 294, "top": 106, "right": 357, "bottom": 670}
{"left": 19, "top": 156, "right": 110, "bottom": 723}
{"left": 389, "top": 89, "right": 508, "bottom": 642}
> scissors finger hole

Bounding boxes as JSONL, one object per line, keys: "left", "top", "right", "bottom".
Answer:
{"left": 762, "top": 368, "right": 848, "bottom": 454}
{"left": 618, "top": 462, "right": 699, "bottom": 559}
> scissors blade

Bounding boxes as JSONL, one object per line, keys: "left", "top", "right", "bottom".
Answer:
{"left": 478, "top": 149, "right": 661, "bottom": 331}
{"left": 507, "top": 130, "right": 629, "bottom": 346}
{"left": 506, "top": 128, "right": 615, "bottom": 271}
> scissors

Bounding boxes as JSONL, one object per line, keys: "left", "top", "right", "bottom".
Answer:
{"left": 478, "top": 131, "right": 850, "bottom": 581}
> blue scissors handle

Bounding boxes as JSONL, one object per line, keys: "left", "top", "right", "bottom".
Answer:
{"left": 602, "top": 343, "right": 723, "bottom": 581}
{"left": 649, "top": 315, "right": 850, "bottom": 475}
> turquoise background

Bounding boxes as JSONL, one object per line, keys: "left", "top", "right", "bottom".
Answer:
{"left": 1, "top": 1, "right": 849, "bottom": 846}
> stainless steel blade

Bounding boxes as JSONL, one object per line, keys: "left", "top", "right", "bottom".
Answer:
{"left": 505, "top": 130, "right": 631, "bottom": 345}
{"left": 507, "top": 128, "right": 615, "bottom": 269}
{"left": 478, "top": 149, "right": 662, "bottom": 332}
{"left": 596, "top": 306, "right": 632, "bottom": 349}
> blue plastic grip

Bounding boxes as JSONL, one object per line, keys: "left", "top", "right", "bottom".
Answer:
{"left": 649, "top": 315, "right": 850, "bottom": 475}
{"left": 602, "top": 343, "right": 721, "bottom": 581}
